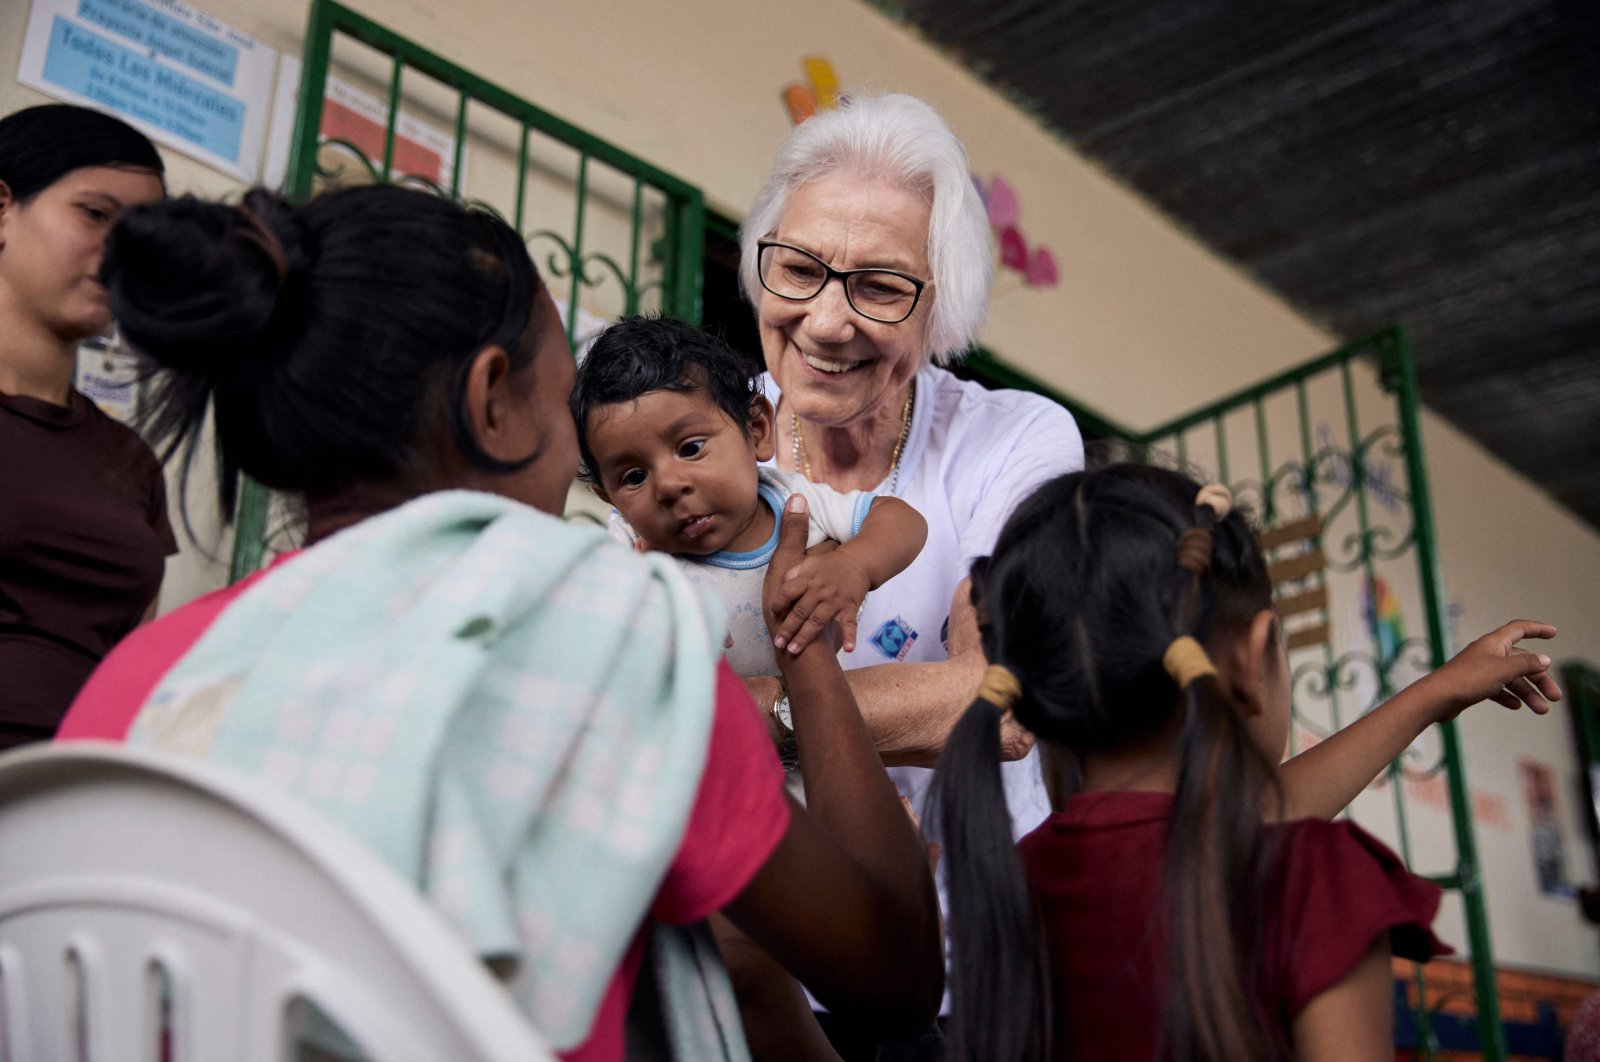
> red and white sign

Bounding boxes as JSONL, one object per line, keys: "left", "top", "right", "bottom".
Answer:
{"left": 262, "top": 55, "right": 458, "bottom": 190}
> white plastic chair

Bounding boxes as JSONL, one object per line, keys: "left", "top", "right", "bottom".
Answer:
{"left": 0, "top": 741, "right": 554, "bottom": 1062}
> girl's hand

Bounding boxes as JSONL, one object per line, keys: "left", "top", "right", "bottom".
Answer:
{"left": 769, "top": 548, "right": 872, "bottom": 656}
{"left": 1423, "top": 619, "right": 1560, "bottom": 721}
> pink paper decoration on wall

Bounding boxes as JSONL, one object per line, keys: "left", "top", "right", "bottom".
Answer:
{"left": 1026, "top": 247, "right": 1059, "bottom": 287}
{"left": 986, "top": 175, "right": 1019, "bottom": 229}
{"left": 999, "top": 227, "right": 1029, "bottom": 272}
{"left": 981, "top": 174, "right": 1058, "bottom": 288}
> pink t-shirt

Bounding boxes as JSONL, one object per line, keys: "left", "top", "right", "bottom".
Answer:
{"left": 61, "top": 555, "right": 791, "bottom": 1061}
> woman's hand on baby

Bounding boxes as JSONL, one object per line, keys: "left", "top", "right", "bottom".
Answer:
{"left": 1423, "top": 620, "right": 1560, "bottom": 721}
{"left": 770, "top": 548, "right": 872, "bottom": 655}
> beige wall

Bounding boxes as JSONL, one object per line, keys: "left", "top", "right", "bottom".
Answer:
{"left": 7, "top": 0, "right": 1597, "bottom": 978}
{"left": 1422, "top": 409, "right": 1600, "bottom": 975}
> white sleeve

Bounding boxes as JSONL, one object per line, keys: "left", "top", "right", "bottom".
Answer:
{"left": 957, "top": 399, "right": 1084, "bottom": 571}
{"left": 796, "top": 479, "right": 877, "bottom": 544}
{"left": 606, "top": 509, "right": 641, "bottom": 548}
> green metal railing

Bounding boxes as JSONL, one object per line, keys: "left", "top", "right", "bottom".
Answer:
{"left": 228, "top": 0, "right": 705, "bottom": 578}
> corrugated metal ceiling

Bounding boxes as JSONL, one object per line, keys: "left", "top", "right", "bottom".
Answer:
{"left": 877, "top": 0, "right": 1600, "bottom": 529}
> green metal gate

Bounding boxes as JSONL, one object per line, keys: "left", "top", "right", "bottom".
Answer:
{"left": 228, "top": 0, "right": 706, "bottom": 578}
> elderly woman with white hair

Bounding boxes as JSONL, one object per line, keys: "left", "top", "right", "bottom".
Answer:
{"left": 734, "top": 92, "right": 1084, "bottom": 1059}
{"left": 742, "top": 91, "right": 1080, "bottom": 847}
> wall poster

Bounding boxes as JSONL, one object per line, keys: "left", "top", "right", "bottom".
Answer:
{"left": 17, "top": 0, "right": 278, "bottom": 181}
{"left": 1521, "top": 758, "right": 1575, "bottom": 898}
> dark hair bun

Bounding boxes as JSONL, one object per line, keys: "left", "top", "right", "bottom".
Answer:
{"left": 107, "top": 182, "right": 545, "bottom": 523}
{"left": 104, "top": 189, "right": 310, "bottom": 379}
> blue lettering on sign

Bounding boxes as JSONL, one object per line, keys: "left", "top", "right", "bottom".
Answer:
{"left": 78, "top": 0, "right": 239, "bottom": 85}
{"left": 42, "top": 17, "right": 245, "bottom": 162}
{"left": 869, "top": 617, "right": 919, "bottom": 662}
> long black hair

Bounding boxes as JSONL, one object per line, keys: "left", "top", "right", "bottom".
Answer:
{"left": 933, "top": 463, "right": 1283, "bottom": 1062}
{"left": 0, "top": 103, "right": 164, "bottom": 200}
{"left": 101, "top": 184, "right": 548, "bottom": 519}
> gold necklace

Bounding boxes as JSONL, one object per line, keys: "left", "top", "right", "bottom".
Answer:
{"left": 791, "top": 377, "right": 916, "bottom": 497}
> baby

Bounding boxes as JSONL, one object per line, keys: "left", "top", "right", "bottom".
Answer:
{"left": 571, "top": 315, "right": 927, "bottom": 682}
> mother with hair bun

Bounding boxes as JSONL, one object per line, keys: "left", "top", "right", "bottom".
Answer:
{"left": 59, "top": 183, "right": 942, "bottom": 1061}
{"left": 733, "top": 90, "right": 1085, "bottom": 1059}
{"left": 0, "top": 104, "right": 169, "bottom": 747}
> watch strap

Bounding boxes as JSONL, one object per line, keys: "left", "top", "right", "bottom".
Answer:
{"left": 771, "top": 688, "right": 798, "bottom": 771}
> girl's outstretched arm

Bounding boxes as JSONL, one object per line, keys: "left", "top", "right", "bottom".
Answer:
{"left": 1291, "top": 940, "right": 1394, "bottom": 1061}
{"left": 721, "top": 494, "right": 944, "bottom": 1035}
{"left": 1278, "top": 620, "right": 1560, "bottom": 820}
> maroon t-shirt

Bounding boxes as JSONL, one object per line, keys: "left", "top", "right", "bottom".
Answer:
{"left": 0, "top": 388, "right": 176, "bottom": 735}
{"left": 1017, "top": 791, "right": 1448, "bottom": 1060}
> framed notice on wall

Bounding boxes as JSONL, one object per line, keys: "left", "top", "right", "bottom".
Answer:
{"left": 16, "top": 0, "right": 278, "bottom": 181}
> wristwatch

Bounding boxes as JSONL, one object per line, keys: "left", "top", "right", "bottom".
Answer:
{"left": 771, "top": 690, "right": 799, "bottom": 772}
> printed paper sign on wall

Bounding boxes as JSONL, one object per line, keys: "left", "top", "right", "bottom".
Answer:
{"left": 17, "top": 0, "right": 278, "bottom": 181}
{"left": 74, "top": 337, "right": 143, "bottom": 424}
{"left": 1520, "top": 758, "right": 1574, "bottom": 899}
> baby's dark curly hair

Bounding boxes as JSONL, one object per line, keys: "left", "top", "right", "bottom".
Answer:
{"left": 570, "top": 315, "right": 761, "bottom": 483}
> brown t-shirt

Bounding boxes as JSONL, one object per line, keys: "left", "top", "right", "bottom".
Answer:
{"left": 0, "top": 388, "right": 177, "bottom": 732}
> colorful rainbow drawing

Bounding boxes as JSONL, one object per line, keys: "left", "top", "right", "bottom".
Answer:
{"left": 1363, "top": 574, "right": 1405, "bottom": 664}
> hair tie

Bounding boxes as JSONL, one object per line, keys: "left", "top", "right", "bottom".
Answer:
{"left": 1195, "top": 483, "right": 1233, "bottom": 520}
{"left": 1175, "top": 528, "right": 1213, "bottom": 574}
{"left": 977, "top": 664, "right": 1022, "bottom": 711}
{"left": 233, "top": 204, "right": 288, "bottom": 287}
{"left": 1163, "top": 636, "right": 1217, "bottom": 690}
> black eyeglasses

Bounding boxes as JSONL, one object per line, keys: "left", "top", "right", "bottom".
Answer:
{"left": 756, "top": 240, "right": 929, "bottom": 325}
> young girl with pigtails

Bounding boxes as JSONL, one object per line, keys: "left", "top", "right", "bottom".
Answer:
{"left": 933, "top": 463, "right": 1561, "bottom": 1062}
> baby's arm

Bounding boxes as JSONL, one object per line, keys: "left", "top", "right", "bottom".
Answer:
{"left": 769, "top": 496, "right": 927, "bottom": 655}
{"left": 1278, "top": 619, "right": 1560, "bottom": 820}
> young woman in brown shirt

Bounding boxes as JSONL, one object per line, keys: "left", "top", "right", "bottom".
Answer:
{"left": 0, "top": 104, "right": 171, "bottom": 746}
